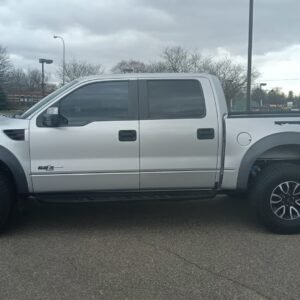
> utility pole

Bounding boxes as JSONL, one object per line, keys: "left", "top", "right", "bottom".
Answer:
{"left": 39, "top": 58, "right": 53, "bottom": 97}
{"left": 246, "top": 0, "right": 254, "bottom": 112}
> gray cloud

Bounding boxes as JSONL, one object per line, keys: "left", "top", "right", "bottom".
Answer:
{"left": 0, "top": 0, "right": 299, "bottom": 83}
{"left": 137, "top": 0, "right": 300, "bottom": 53}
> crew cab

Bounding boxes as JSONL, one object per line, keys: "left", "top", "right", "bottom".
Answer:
{"left": 1, "top": 73, "right": 300, "bottom": 233}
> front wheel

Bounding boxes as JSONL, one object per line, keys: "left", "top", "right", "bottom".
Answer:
{"left": 251, "top": 163, "right": 300, "bottom": 234}
{"left": 0, "top": 172, "right": 13, "bottom": 232}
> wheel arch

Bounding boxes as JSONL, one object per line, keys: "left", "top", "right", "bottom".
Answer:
{"left": 237, "top": 132, "right": 300, "bottom": 191}
{"left": 0, "top": 146, "right": 29, "bottom": 194}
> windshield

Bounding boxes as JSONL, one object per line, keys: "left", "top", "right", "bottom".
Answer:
{"left": 21, "top": 80, "right": 79, "bottom": 119}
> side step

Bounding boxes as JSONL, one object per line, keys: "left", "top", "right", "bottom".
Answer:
{"left": 34, "top": 190, "right": 217, "bottom": 204}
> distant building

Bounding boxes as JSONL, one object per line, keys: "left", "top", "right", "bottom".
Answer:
{"left": 7, "top": 92, "right": 43, "bottom": 107}
{"left": 6, "top": 86, "right": 56, "bottom": 109}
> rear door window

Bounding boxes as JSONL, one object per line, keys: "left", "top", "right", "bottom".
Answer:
{"left": 146, "top": 80, "right": 206, "bottom": 119}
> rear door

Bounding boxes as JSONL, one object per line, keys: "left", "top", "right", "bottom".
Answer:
{"left": 139, "top": 77, "right": 219, "bottom": 189}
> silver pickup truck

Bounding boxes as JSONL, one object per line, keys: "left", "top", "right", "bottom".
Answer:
{"left": 1, "top": 73, "right": 300, "bottom": 233}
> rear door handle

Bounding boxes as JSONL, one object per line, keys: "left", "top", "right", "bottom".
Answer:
{"left": 197, "top": 128, "right": 215, "bottom": 140}
{"left": 119, "top": 130, "right": 137, "bottom": 142}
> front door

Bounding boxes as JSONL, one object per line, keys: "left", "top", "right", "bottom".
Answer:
{"left": 138, "top": 77, "right": 219, "bottom": 189}
{"left": 30, "top": 80, "right": 139, "bottom": 193}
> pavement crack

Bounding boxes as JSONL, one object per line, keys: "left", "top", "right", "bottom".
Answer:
{"left": 138, "top": 238, "right": 271, "bottom": 300}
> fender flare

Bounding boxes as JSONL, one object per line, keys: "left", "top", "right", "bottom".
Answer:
{"left": 0, "top": 146, "right": 29, "bottom": 194}
{"left": 237, "top": 132, "right": 300, "bottom": 190}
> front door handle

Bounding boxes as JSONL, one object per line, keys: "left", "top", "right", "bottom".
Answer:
{"left": 197, "top": 128, "right": 215, "bottom": 140}
{"left": 119, "top": 130, "right": 137, "bottom": 142}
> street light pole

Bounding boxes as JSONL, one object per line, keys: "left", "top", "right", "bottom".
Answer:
{"left": 259, "top": 83, "right": 267, "bottom": 107}
{"left": 39, "top": 58, "right": 53, "bottom": 97}
{"left": 41, "top": 61, "right": 44, "bottom": 96}
{"left": 53, "top": 35, "right": 66, "bottom": 85}
{"left": 246, "top": 0, "right": 254, "bottom": 112}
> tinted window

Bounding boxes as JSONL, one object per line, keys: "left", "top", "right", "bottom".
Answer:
{"left": 22, "top": 80, "right": 80, "bottom": 119}
{"left": 147, "top": 80, "right": 206, "bottom": 119}
{"left": 59, "top": 81, "right": 130, "bottom": 125}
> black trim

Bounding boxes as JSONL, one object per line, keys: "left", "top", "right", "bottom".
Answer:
{"left": 197, "top": 128, "right": 215, "bottom": 140}
{"left": 3, "top": 129, "right": 25, "bottom": 141}
{"left": 229, "top": 112, "right": 300, "bottom": 118}
{"left": 275, "top": 121, "right": 300, "bottom": 126}
{"left": 218, "top": 114, "right": 227, "bottom": 188}
{"left": 138, "top": 80, "right": 148, "bottom": 120}
{"left": 34, "top": 189, "right": 217, "bottom": 203}
{"left": 119, "top": 130, "right": 137, "bottom": 142}
{"left": 0, "top": 146, "right": 29, "bottom": 194}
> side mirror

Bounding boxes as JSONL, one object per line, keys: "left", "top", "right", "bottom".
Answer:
{"left": 43, "top": 107, "right": 60, "bottom": 127}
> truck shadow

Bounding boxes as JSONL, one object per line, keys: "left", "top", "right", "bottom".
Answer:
{"left": 9, "top": 195, "right": 264, "bottom": 235}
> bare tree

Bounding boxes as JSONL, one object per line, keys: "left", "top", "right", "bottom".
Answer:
{"left": 0, "top": 45, "right": 12, "bottom": 108}
{"left": 159, "top": 47, "right": 256, "bottom": 103}
{"left": 0, "top": 45, "right": 11, "bottom": 85}
{"left": 161, "top": 46, "right": 190, "bottom": 72}
{"left": 6, "top": 68, "right": 27, "bottom": 92}
{"left": 27, "top": 69, "right": 49, "bottom": 91}
{"left": 146, "top": 61, "right": 169, "bottom": 73}
{"left": 111, "top": 60, "right": 169, "bottom": 74}
{"left": 111, "top": 46, "right": 258, "bottom": 106}
{"left": 7, "top": 68, "right": 49, "bottom": 93}
{"left": 111, "top": 60, "right": 147, "bottom": 73}
{"left": 58, "top": 59, "right": 104, "bottom": 83}
{"left": 200, "top": 57, "right": 256, "bottom": 104}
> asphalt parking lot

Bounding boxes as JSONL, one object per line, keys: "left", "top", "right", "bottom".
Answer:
{"left": 0, "top": 196, "right": 299, "bottom": 300}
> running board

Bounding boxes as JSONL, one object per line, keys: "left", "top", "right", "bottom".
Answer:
{"left": 34, "top": 190, "right": 217, "bottom": 204}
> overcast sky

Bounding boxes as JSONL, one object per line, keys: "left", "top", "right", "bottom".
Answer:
{"left": 0, "top": 0, "right": 300, "bottom": 93}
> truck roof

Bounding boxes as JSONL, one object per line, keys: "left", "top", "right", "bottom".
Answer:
{"left": 79, "top": 73, "right": 216, "bottom": 82}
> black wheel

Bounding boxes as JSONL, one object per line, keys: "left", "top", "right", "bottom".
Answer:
{"left": 0, "top": 172, "right": 14, "bottom": 232}
{"left": 251, "top": 163, "right": 300, "bottom": 234}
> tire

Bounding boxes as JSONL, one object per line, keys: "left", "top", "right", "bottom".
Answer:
{"left": 0, "top": 172, "right": 13, "bottom": 232}
{"left": 251, "top": 163, "right": 300, "bottom": 234}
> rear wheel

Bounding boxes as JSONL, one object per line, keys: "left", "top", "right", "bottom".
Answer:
{"left": 0, "top": 172, "right": 14, "bottom": 232}
{"left": 251, "top": 163, "right": 300, "bottom": 234}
